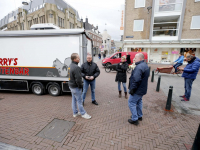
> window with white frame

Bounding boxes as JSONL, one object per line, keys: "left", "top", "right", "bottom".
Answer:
{"left": 191, "top": 16, "right": 200, "bottom": 29}
{"left": 133, "top": 20, "right": 144, "bottom": 31}
{"left": 135, "top": 0, "right": 145, "bottom": 8}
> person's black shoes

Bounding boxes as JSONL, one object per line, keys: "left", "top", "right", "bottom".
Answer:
{"left": 128, "top": 119, "right": 139, "bottom": 125}
{"left": 130, "top": 116, "right": 142, "bottom": 121}
{"left": 92, "top": 100, "right": 98, "bottom": 105}
{"left": 138, "top": 117, "right": 142, "bottom": 121}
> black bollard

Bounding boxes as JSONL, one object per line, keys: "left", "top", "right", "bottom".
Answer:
{"left": 192, "top": 124, "right": 200, "bottom": 150}
{"left": 151, "top": 70, "right": 154, "bottom": 82}
{"left": 149, "top": 66, "right": 151, "bottom": 77}
{"left": 165, "top": 86, "right": 173, "bottom": 111}
{"left": 156, "top": 75, "right": 161, "bottom": 92}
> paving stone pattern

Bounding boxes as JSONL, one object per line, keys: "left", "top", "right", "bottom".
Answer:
{"left": 0, "top": 61, "right": 200, "bottom": 150}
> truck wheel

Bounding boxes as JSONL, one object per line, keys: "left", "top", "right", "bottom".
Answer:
{"left": 32, "top": 83, "right": 44, "bottom": 95}
{"left": 48, "top": 84, "right": 61, "bottom": 96}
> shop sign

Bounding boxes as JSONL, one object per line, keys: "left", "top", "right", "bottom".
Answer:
{"left": 172, "top": 51, "right": 179, "bottom": 54}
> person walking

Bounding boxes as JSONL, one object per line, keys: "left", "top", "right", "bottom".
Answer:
{"left": 173, "top": 53, "right": 184, "bottom": 73}
{"left": 115, "top": 55, "right": 129, "bottom": 99}
{"left": 103, "top": 53, "right": 106, "bottom": 59}
{"left": 128, "top": 53, "right": 149, "bottom": 125}
{"left": 81, "top": 54, "right": 100, "bottom": 106}
{"left": 98, "top": 53, "right": 101, "bottom": 60}
{"left": 68, "top": 53, "right": 91, "bottom": 119}
{"left": 179, "top": 54, "right": 200, "bottom": 101}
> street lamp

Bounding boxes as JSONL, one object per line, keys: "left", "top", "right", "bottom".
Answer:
{"left": 22, "top": 1, "right": 29, "bottom": 30}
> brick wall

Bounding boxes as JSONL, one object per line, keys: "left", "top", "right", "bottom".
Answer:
{"left": 181, "top": 1, "right": 200, "bottom": 39}
{"left": 124, "top": 0, "right": 153, "bottom": 40}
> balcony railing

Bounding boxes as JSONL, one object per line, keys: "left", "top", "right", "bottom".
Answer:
{"left": 153, "top": 29, "right": 178, "bottom": 37}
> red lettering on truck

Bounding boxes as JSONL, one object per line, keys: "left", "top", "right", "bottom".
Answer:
{"left": 14, "top": 58, "right": 18, "bottom": 66}
{"left": 0, "top": 58, "right": 18, "bottom": 66}
{"left": 24, "top": 68, "right": 29, "bottom": 75}
{"left": 3, "top": 58, "right": 8, "bottom": 66}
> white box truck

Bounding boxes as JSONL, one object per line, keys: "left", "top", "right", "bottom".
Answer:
{"left": 0, "top": 29, "right": 92, "bottom": 96}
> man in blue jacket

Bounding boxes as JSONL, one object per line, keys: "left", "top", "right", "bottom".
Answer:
{"left": 179, "top": 54, "right": 200, "bottom": 101}
{"left": 173, "top": 53, "right": 184, "bottom": 73}
{"left": 128, "top": 53, "right": 149, "bottom": 125}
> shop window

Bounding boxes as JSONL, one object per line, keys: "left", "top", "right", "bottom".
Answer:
{"left": 191, "top": 16, "right": 200, "bottom": 29}
{"left": 135, "top": 0, "right": 145, "bottom": 8}
{"left": 133, "top": 20, "right": 144, "bottom": 31}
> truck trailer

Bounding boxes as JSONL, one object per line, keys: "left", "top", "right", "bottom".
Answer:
{"left": 0, "top": 29, "right": 92, "bottom": 96}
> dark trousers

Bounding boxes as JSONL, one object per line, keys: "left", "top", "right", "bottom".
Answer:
{"left": 173, "top": 63, "right": 182, "bottom": 72}
{"left": 184, "top": 78, "right": 194, "bottom": 100}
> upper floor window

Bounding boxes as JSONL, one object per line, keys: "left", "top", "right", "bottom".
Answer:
{"left": 135, "top": 0, "right": 145, "bottom": 8}
{"left": 191, "top": 16, "right": 200, "bottom": 29}
{"left": 155, "top": 0, "right": 183, "bottom": 12}
{"left": 133, "top": 20, "right": 144, "bottom": 31}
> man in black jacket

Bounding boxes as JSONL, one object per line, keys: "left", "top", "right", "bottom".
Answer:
{"left": 69, "top": 53, "right": 91, "bottom": 119}
{"left": 128, "top": 53, "right": 149, "bottom": 125}
{"left": 81, "top": 54, "right": 100, "bottom": 105}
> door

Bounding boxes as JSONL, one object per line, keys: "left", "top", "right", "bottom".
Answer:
{"left": 111, "top": 53, "right": 121, "bottom": 64}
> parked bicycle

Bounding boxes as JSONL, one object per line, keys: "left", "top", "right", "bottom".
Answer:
{"left": 105, "top": 64, "right": 132, "bottom": 73}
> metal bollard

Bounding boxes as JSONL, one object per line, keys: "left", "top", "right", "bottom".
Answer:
{"left": 192, "top": 124, "right": 200, "bottom": 150}
{"left": 151, "top": 70, "right": 154, "bottom": 82}
{"left": 165, "top": 86, "right": 173, "bottom": 112}
{"left": 156, "top": 75, "right": 161, "bottom": 92}
{"left": 149, "top": 66, "right": 151, "bottom": 77}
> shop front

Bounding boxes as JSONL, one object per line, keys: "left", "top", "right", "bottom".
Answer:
{"left": 123, "top": 40, "right": 200, "bottom": 64}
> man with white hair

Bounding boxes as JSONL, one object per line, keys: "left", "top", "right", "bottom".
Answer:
{"left": 81, "top": 54, "right": 100, "bottom": 106}
{"left": 128, "top": 53, "right": 149, "bottom": 126}
{"left": 179, "top": 54, "right": 200, "bottom": 101}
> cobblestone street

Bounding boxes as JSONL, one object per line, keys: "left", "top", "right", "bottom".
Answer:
{"left": 0, "top": 60, "right": 200, "bottom": 150}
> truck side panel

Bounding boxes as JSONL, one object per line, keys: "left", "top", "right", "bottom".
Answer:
{"left": 0, "top": 35, "right": 80, "bottom": 81}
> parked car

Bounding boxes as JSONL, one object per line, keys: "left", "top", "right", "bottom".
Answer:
{"left": 102, "top": 52, "right": 148, "bottom": 67}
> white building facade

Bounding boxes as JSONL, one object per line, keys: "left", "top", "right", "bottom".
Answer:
{"left": 101, "top": 29, "right": 112, "bottom": 54}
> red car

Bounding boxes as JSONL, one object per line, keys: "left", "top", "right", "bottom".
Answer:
{"left": 102, "top": 52, "right": 148, "bottom": 67}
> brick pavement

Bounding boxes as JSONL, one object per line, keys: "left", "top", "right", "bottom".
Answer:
{"left": 0, "top": 61, "right": 200, "bottom": 150}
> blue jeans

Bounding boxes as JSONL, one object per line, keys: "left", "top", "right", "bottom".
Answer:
{"left": 184, "top": 78, "right": 194, "bottom": 100}
{"left": 128, "top": 94, "right": 143, "bottom": 121}
{"left": 69, "top": 87, "right": 86, "bottom": 115}
{"left": 82, "top": 79, "right": 96, "bottom": 102}
{"left": 173, "top": 63, "right": 182, "bottom": 72}
{"left": 118, "top": 82, "right": 127, "bottom": 92}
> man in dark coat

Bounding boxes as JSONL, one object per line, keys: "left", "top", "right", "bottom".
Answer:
{"left": 81, "top": 54, "right": 100, "bottom": 105}
{"left": 179, "top": 54, "right": 200, "bottom": 101}
{"left": 115, "top": 55, "right": 128, "bottom": 99}
{"left": 128, "top": 53, "right": 149, "bottom": 125}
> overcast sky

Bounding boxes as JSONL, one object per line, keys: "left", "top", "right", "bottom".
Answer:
{"left": 0, "top": 0, "right": 125, "bottom": 40}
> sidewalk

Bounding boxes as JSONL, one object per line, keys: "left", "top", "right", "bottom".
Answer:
{"left": 0, "top": 60, "right": 200, "bottom": 150}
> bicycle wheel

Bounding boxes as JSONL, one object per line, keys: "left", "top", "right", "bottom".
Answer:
{"left": 127, "top": 67, "right": 132, "bottom": 74}
{"left": 176, "top": 69, "right": 183, "bottom": 77}
{"left": 105, "top": 67, "right": 111, "bottom": 73}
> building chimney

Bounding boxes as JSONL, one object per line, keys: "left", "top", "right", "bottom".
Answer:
{"left": 86, "top": 17, "right": 88, "bottom": 23}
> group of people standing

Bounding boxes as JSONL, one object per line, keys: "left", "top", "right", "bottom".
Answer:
{"left": 68, "top": 51, "right": 200, "bottom": 125}
{"left": 68, "top": 53, "right": 100, "bottom": 119}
